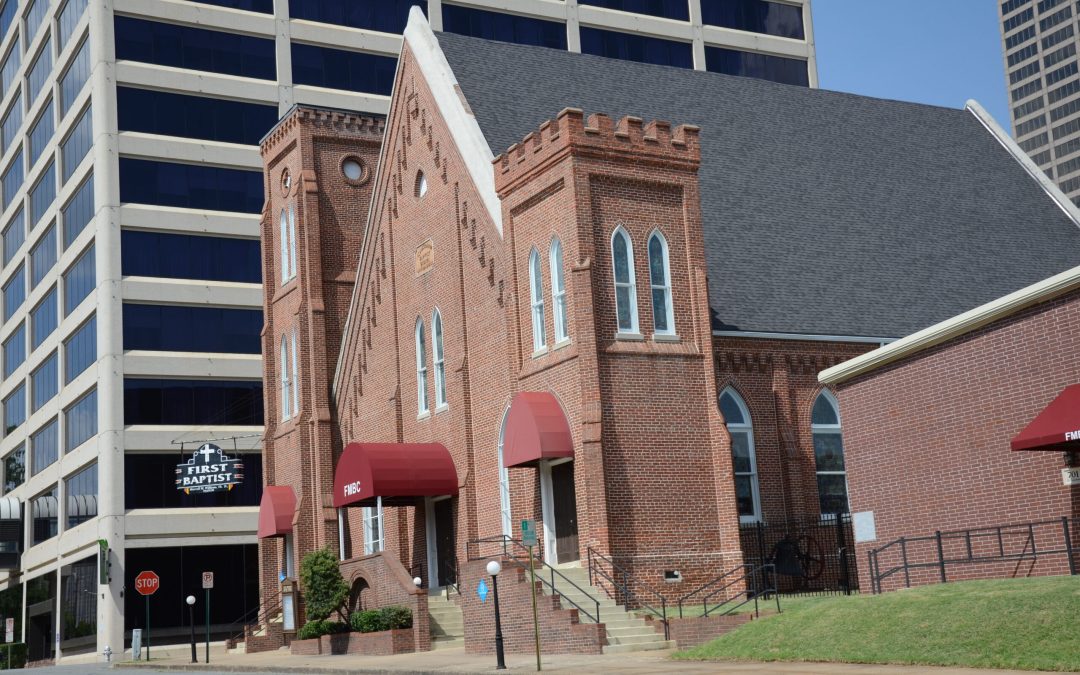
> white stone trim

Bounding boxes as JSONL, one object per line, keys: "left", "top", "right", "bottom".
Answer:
{"left": 965, "top": 99, "right": 1080, "bottom": 227}
{"left": 404, "top": 6, "right": 501, "bottom": 234}
{"left": 819, "top": 264, "right": 1080, "bottom": 385}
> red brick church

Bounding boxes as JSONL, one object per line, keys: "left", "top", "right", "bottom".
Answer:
{"left": 249, "top": 8, "right": 1080, "bottom": 654}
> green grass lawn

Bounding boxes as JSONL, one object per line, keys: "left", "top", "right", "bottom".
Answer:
{"left": 674, "top": 576, "right": 1080, "bottom": 671}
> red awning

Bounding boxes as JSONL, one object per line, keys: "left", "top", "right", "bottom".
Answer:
{"left": 1011, "top": 384, "right": 1080, "bottom": 452}
{"left": 257, "top": 486, "right": 297, "bottom": 539}
{"left": 333, "top": 443, "right": 458, "bottom": 508}
{"left": 503, "top": 392, "right": 574, "bottom": 468}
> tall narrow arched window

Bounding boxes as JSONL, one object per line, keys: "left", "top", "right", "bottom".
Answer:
{"left": 611, "top": 227, "right": 638, "bottom": 334}
{"left": 648, "top": 230, "right": 674, "bottom": 335}
{"left": 720, "top": 388, "right": 760, "bottom": 522}
{"left": 415, "top": 319, "right": 428, "bottom": 415}
{"left": 279, "top": 208, "right": 288, "bottom": 284}
{"left": 550, "top": 237, "right": 568, "bottom": 343}
{"left": 280, "top": 335, "right": 291, "bottom": 420}
{"left": 433, "top": 309, "right": 446, "bottom": 408}
{"left": 291, "top": 327, "right": 300, "bottom": 415}
{"left": 288, "top": 203, "right": 297, "bottom": 280}
{"left": 497, "top": 409, "right": 512, "bottom": 537}
{"left": 812, "top": 391, "right": 849, "bottom": 517}
{"left": 528, "top": 248, "right": 546, "bottom": 352}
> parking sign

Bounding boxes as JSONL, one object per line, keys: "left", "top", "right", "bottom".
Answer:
{"left": 521, "top": 519, "right": 537, "bottom": 547}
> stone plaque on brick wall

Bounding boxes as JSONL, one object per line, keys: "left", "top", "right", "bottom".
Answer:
{"left": 1063, "top": 467, "right": 1080, "bottom": 486}
{"left": 415, "top": 239, "right": 434, "bottom": 276}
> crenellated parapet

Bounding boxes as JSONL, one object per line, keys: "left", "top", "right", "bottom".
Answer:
{"left": 493, "top": 108, "right": 700, "bottom": 197}
{"left": 261, "top": 105, "right": 385, "bottom": 157}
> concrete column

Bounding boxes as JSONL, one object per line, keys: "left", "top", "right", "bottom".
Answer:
{"left": 89, "top": 0, "right": 125, "bottom": 659}
{"left": 688, "top": 0, "right": 706, "bottom": 71}
{"left": 802, "top": 0, "right": 819, "bottom": 88}
{"left": 427, "top": 0, "right": 444, "bottom": 32}
{"left": 565, "top": 0, "right": 581, "bottom": 53}
{"left": 274, "top": 0, "right": 293, "bottom": 115}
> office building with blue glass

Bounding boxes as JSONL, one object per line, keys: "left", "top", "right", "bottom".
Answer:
{"left": 999, "top": 0, "right": 1080, "bottom": 206}
{"left": 0, "top": 0, "right": 815, "bottom": 663}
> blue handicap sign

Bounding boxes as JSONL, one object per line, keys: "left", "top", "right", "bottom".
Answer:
{"left": 477, "top": 579, "right": 489, "bottom": 603}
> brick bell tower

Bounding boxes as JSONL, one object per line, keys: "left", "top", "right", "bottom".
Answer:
{"left": 493, "top": 109, "right": 744, "bottom": 592}
{"left": 256, "top": 107, "right": 384, "bottom": 639}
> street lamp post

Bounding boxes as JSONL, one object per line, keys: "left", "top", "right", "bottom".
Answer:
{"left": 487, "top": 560, "right": 506, "bottom": 670}
{"left": 186, "top": 595, "right": 197, "bottom": 663}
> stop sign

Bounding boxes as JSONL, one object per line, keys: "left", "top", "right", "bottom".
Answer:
{"left": 135, "top": 571, "right": 160, "bottom": 596}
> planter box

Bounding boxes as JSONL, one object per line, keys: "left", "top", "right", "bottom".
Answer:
{"left": 320, "top": 628, "right": 415, "bottom": 655}
{"left": 289, "top": 637, "right": 322, "bottom": 655}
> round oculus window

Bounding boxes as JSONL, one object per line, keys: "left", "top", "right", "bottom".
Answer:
{"left": 280, "top": 169, "right": 292, "bottom": 195}
{"left": 343, "top": 158, "right": 364, "bottom": 182}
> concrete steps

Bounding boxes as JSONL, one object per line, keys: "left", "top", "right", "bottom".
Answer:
{"left": 428, "top": 592, "right": 464, "bottom": 650}
{"left": 432, "top": 636, "right": 465, "bottom": 650}
{"left": 539, "top": 565, "right": 676, "bottom": 654}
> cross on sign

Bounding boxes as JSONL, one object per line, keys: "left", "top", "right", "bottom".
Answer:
{"left": 197, "top": 445, "right": 217, "bottom": 462}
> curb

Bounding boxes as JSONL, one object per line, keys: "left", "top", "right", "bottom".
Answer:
{"left": 111, "top": 664, "right": 491, "bottom": 675}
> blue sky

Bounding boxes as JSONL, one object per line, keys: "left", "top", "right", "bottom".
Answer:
{"left": 812, "top": 1, "right": 1010, "bottom": 127}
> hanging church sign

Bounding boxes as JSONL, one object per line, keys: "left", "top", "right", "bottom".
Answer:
{"left": 175, "top": 444, "right": 244, "bottom": 494}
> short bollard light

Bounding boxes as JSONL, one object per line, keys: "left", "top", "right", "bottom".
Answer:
{"left": 186, "top": 595, "right": 197, "bottom": 664}
{"left": 487, "top": 560, "right": 506, "bottom": 670}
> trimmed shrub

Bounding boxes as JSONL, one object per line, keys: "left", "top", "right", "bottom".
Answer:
{"left": 380, "top": 605, "right": 413, "bottom": 630}
{"left": 349, "top": 606, "right": 412, "bottom": 633}
{"left": 297, "top": 620, "right": 349, "bottom": 640}
{"left": 299, "top": 548, "right": 349, "bottom": 621}
{"left": 350, "top": 609, "right": 386, "bottom": 634}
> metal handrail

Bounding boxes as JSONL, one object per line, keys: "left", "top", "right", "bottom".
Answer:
{"left": 409, "top": 557, "right": 461, "bottom": 596}
{"left": 586, "top": 547, "right": 668, "bottom": 639}
{"left": 442, "top": 555, "right": 460, "bottom": 596}
{"left": 468, "top": 535, "right": 601, "bottom": 624}
{"left": 676, "top": 562, "right": 752, "bottom": 613}
{"left": 225, "top": 584, "right": 284, "bottom": 646}
{"left": 678, "top": 563, "right": 779, "bottom": 619}
{"left": 868, "top": 515, "right": 1076, "bottom": 594}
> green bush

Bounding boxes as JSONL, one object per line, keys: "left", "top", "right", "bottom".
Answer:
{"left": 296, "top": 620, "right": 349, "bottom": 640}
{"left": 297, "top": 620, "right": 326, "bottom": 640}
{"left": 350, "top": 609, "right": 386, "bottom": 634}
{"left": 380, "top": 605, "right": 413, "bottom": 630}
{"left": 349, "top": 606, "right": 412, "bottom": 633}
{"left": 0, "top": 643, "right": 27, "bottom": 669}
{"left": 299, "top": 548, "right": 349, "bottom": 621}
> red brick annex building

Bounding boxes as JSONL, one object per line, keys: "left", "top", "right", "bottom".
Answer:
{"left": 820, "top": 265, "right": 1080, "bottom": 594}
{"left": 249, "top": 9, "right": 1080, "bottom": 653}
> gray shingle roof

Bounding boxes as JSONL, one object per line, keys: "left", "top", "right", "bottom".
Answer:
{"left": 436, "top": 32, "right": 1080, "bottom": 338}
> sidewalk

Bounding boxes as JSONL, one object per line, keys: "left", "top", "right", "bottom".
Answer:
{"left": 111, "top": 644, "right": 1063, "bottom": 674}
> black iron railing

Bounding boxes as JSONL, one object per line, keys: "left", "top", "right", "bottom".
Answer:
{"left": 677, "top": 563, "right": 779, "bottom": 619}
{"left": 586, "top": 547, "right": 668, "bottom": 640}
{"left": 225, "top": 584, "right": 284, "bottom": 647}
{"left": 441, "top": 555, "right": 460, "bottom": 596}
{"left": 408, "top": 556, "right": 460, "bottom": 595}
{"left": 740, "top": 512, "right": 857, "bottom": 596}
{"left": 468, "top": 536, "right": 601, "bottom": 624}
{"left": 867, "top": 516, "right": 1077, "bottom": 594}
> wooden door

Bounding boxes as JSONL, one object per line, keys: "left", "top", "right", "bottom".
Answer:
{"left": 550, "top": 462, "right": 580, "bottom": 563}
{"left": 433, "top": 499, "right": 457, "bottom": 587}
